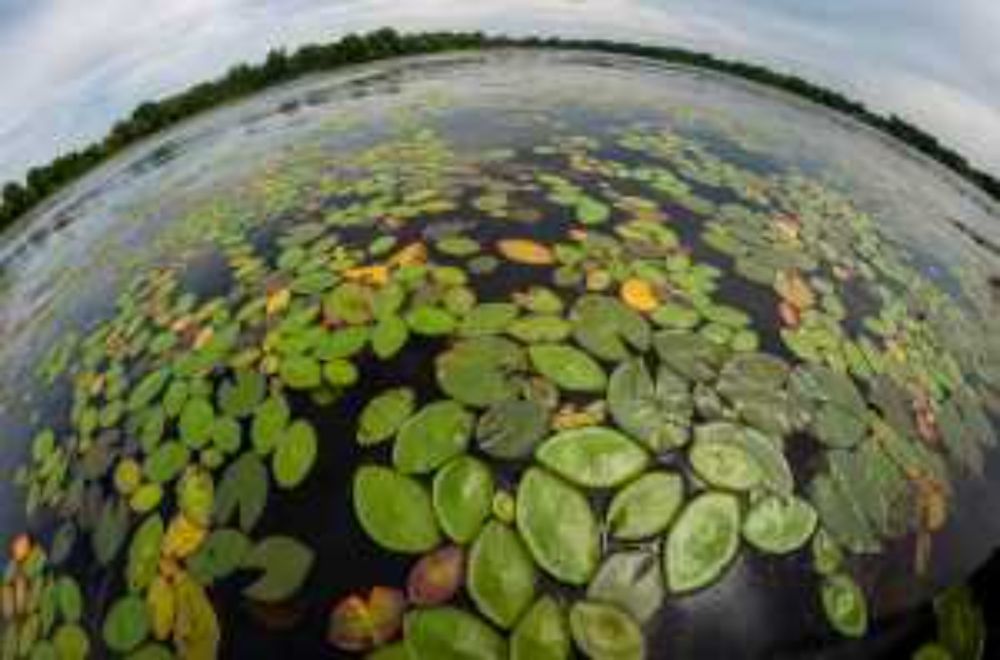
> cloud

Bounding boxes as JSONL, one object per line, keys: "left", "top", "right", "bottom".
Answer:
{"left": 0, "top": 0, "right": 997, "bottom": 181}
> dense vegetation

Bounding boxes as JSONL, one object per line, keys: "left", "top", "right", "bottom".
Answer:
{"left": 2, "top": 28, "right": 998, "bottom": 232}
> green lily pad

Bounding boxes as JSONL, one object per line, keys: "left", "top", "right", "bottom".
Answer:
{"left": 607, "top": 359, "right": 691, "bottom": 452}
{"left": 214, "top": 453, "right": 269, "bottom": 533}
{"left": 354, "top": 465, "right": 441, "bottom": 553}
{"left": 53, "top": 624, "right": 89, "bottom": 660}
{"left": 507, "top": 315, "right": 572, "bottom": 343}
{"left": 127, "top": 369, "right": 171, "bottom": 411}
{"left": 468, "top": 521, "right": 537, "bottom": 628}
{"left": 404, "top": 607, "right": 506, "bottom": 660}
{"left": 654, "top": 330, "right": 729, "bottom": 382}
{"left": 357, "top": 387, "right": 416, "bottom": 446}
{"left": 587, "top": 550, "right": 665, "bottom": 624}
{"left": 372, "top": 315, "right": 409, "bottom": 359}
{"left": 55, "top": 576, "right": 82, "bottom": 623}
{"left": 516, "top": 467, "right": 598, "bottom": 585}
{"left": 93, "top": 498, "right": 129, "bottom": 566}
{"left": 251, "top": 393, "right": 290, "bottom": 455}
{"left": 821, "top": 573, "right": 868, "bottom": 638}
{"left": 432, "top": 456, "right": 494, "bottom": 543}
{"left": 273, "top": 420, "right": 318, "bottom": 489}
{"left": 436, "top": 337, "right": 527, "bottom": 408}
{"left": 179, "top": 398, "right": 215, "bottom": 449}
{"left": 178, "top": 467, "right": 214, "bottom": 526}
{"left": 742, "top": 494, "right": 818, "bottom": 554}
{"left": 570, "top": 295, "right": 650, "bottom": 361}
{"left": 324, "top": 282, "right": 373, "bottom": 325}
{"left": 688, "top": 434, "right": 762, "bottom": 492}
{"left": 693, "top": 423, "right": 794, "bottom": 496}
{"left": 536, "top": 426, "right": 648, "bottom": 488}
{"left": 393, "top": 400, "right": 474, "bottom": 474}
{"left": 528, "top": 344, "right": 606, "bottom": 392}
{"left": 607, "top": 471, "right": 684, "bottom": 540}
{"left": 217, "top": 369, "right": 266, "bottom": 418}
{"left": 279, "top": 355, "right": 322, "bottom": 390}
{"left": 510, "top": 596, "right": 570, "bottom": 660}
{"left": 187, "top": 528, "right": 251, "bottom": 584}
{"left": 241, "top": 535, "right": 315, "bottom": 602}
{"left": 127, "top": 514, "right": 164, "bottom": 592}
{"left": 664, "top": 492, "right": 741, "bottom": 593}
{"left": 475, "top": 399, "right": 549, "bottom": 460}
{"left": 459, "top": 303, "right": 519, "bottom": 338}
{"left": 406, "top": 306, "right": 457, "bottom": 336}
{"left": 103, "top": 596, "right": 149, "bottom": 653}
{"left": 569, "top": 601, "right": 644, "bottom": 660}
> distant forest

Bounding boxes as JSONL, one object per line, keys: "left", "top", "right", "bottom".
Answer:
{"left": 2, "top": 28, "right": 999, "bottom": 231}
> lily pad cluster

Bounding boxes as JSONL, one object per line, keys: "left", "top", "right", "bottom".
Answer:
{"left": 5, "top": 102, "right": 999, "bottom": 660}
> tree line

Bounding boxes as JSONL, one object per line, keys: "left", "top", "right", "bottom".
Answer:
{"left": 2, "top": 28, "right": 998, "bottom": 231}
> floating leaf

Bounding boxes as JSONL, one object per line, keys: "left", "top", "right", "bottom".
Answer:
{"left": 436, "top": 337, "right": 526, "bottom": 408}
{"left": 103, "top": 596, "right": 149, "bottom": 653}
{"left": 654, "top": 329, "right": 729, "bottom": 382}
{"left": 406, "top": 306, "right": 457, "bottom": 336}
{"left": 354, "top": 465, "right": 441, "bottom": 553}
{"left": 53, "top": 624, "right": 89, "bottom": 660}
{"left": 608, "top": 359, "right": 691, "bottom": 452}
{"left": 821, "top": 573, "right": 868, "bottom": 638}
{"left": 432, "top": 456, "right": 494, "bottom": 543}
{"left": 507, "top": 315, "right": 571, "bottom": 343}
{"left": 242, "top": 536, "right": 314, "bottom": 602}
{"left": 468, "top": 521, "right": 536, "bottom": 628}
{"left": 664, "top": 492, "right": 741, "bottom": 593}
{"left": 934, "top": 585, "right": 985, "bottom": 660}
{"left": 570, "top": 295, "right": 650, "bottom": 361}
{"left": 187, "top": 528, "right": 251, "bottom": 584}
{"left": 393, "top": 401, "right": 473, "bottom": 475}
{"left": 511, "top": 596, "right": 570, "bottom": 660}
{"left": 324, "top": 282, "right": 373, "bottom": 325}
{"left": 128, "top": 369, "right": 171, "bottom": 411}
{"left": 178, "top": 397, "right": 215, "bottom": 449}
{"left": 497, "top": 239, "right": 554, "bottom": 265}
{"left": 217, "top": 369, "right": 266, "bottom": 418}
{"left": 536, "top": 427, "right": 649, "bottom": 489}
{"left": 174, "top": 572, "right": 220, "bottom": 658}
{"left": 214, "top": 453, "right": 268, "bottom": 532}
{"left": 459, "top": 304, "right": 519, "bottom": 337}
{"left": 688, "top": 430, "right": 763, "bottom": 492}
{"left": 607, "top": 471, "right": 684, "bottom": 540}
{"left": 516, "top": 468, "right": 598, "bottom": 585}
{"left": 279, "top": 355, "right": 322, "bottom": 390}
{"left": 252, "top": 394, "right": 290, "bottom": 455}
{"left": 587, "top": 551, "right": 664, "bottom": 624}
{"left": 127, "top": 515, "right": 164, "bottom": 592}
{"left": 147, "top": 575, "right": 174, "bottom": 641}
{"left": 407, "top": 545, "right": 465, "bottom": 606}
{"left": 55, "top": 577, "right": 82, "bottom": 623}
{"left": 742, "top": 495, "right": 818, "bottom": 554}
{"left": 528, "top": 344, "right": 606, "bottom": 392}
{"left": 93, "top": 498, "right": 129, "bottom": 566}
{"left": 569, "top": 601, "right": 644, "bottom": 660}
{"left": 328, "top": 587, "right": 406, "bottom": 652}
{"left": 273, "top": 420, "right": 318, "bottom": 488}
{"left": 143, "top": 442, "right": 190, "bottom": 484}
{"left": 404, "top": 607, "right": 506, "bottom": 660}
{"left": 372, "top": 315, "right": 409, "bottom": 359}
{"left": 163, "top": 514, "right": 207, "bottom": 558}
{"left": 475, "top": 399, "right": 549, "bottom": 460}
{"left": 357, "top": 388, "right": 416, "bottom": 446}
{"left": 178, "top": 467, "right": 214, "bottom": 527}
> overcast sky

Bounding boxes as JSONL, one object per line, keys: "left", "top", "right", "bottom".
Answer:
{"left": 0, "top": 0, "right": 998, "bottom": 184}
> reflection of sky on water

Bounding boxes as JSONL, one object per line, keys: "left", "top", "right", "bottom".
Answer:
{"left": 0, "top": 1, "right": 998, "bottom": 184}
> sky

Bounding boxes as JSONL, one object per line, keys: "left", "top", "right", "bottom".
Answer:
{"left": 0, "top": 0, "right": 998, "bottom": 184}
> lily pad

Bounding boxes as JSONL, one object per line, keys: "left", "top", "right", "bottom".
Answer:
{"left": 393, "top": 400, "right": 474, "bottom": 474}
{"left": 273, "top": 420, "right": 318, "bottom": 489}
{"left": 608, "top": 359, "right": 691, "bottom": 452}
{"left": 436, "top": 337, "right": 527, "bottom": 408}
{"left": 178, "top": 467, "right": 215, "bottom": 527}
{"left": 328, "top": 587, "right": 406, "bottom": 652}
{"left": 252, "top": 394, "right": 291, "bottom": 455}
{"left": 536, "top": 426, "right": 648, "bottom": 488}
{"left": 475, "top": 399, "right": 549, "bottom": 460}
{"left": 432, "top": 456, "right": 494, "bottom": 543}
{"left": 93, "top": 498, "right": 129, "bottom": 566}
{"left": 407, "top": 545, "right": 465, "bottom": 606}
{"left": 654, "top": 330, "right": 729, "bottom": 382}
{"left": 821, "top": 573, "right": 868, "bottom": 638}
{"left": 404, "top": 607, "right": 506, "bottom": 660}
{"left": 354, "top": 465, "right": 441, "bottom": 553}
{"left": 406, "top": 306, "right": 457, "bottom": 336}
{"left": 570, "top": 295, "right": 650, "bottom": 361}
{"left": 357, "top": 388, "right": 416, "bottom": 447}
{"left": 688, "top": 434, "right": 762, "bottom": 492}
{"left": 103, "top": 596, "right": 149, "bottom": 653}
{"left": 127, "top": 515, "right": 164, "bottom": 592}
{"left": 510, "top": 596, "right": 570, "bottom": 660}
{"left": 692, "top": 422, "right": 794, "bottom": 496}
{"left": 664, "top": 492, "right": 741, "bottom": 593}
{"left": 587, "top": 550, "right": 665, "bottom": 624}
{"left": 371, "top": 315, "right": 409, "bottom": 359}
{"left": 607, "top": 471, "right": 684, "bottom": 540}
{"left": 459, "top": 303, "right": 520, "bottom": 337}
{"left": 279, "top": 355, "right": 322, "bottom": 390}
{"left": 516, "top": 468, "right": 599, "bottom": 585}
{"left": 468, "top": 521, "right": 536, "bottom": 628}
{"left": 214, "top": 453, "right": 269, "bottom": 532}
{"left": 569, "top": 601, "right": 645, "bottom": 660}
{"left": 178, "top": 398, "right": 215, "bottom": 449}
{"left": 187, "top": 528, "right": 252, "bottom": 584}
{"left": 528, "top": 344, "right": 606, "bottom": 392}
{"left": 217, "top": 369, "right": 266, "bottom": 418}
{"left": 241, "top": 535, "right": 315, "bottom": 602}
{"left": 742, "top": 495, "right": 818, "bottom": 554}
